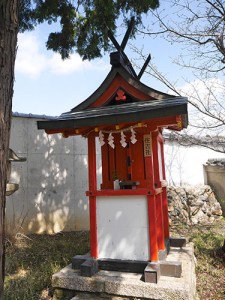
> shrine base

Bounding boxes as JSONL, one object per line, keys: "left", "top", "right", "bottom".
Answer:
{"left": 52, "top": 243, "right": 197, "bottom": 300}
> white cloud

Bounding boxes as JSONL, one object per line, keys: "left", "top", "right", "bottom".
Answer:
{"left": 177, "top": 77, "right": 224, "bottom": 101}
{"left": 15, "top": 33, "right": 47, "bottom": 78}
{"left": 175, "top": 77, "right": 225, "bottom": 135}
{"left": 48, "top": 53, "right": 86, "bottom": 74}
{"left": 15, "top": 32, "right": 108, "bottom": 78}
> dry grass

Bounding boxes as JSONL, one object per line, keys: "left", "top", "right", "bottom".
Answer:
{"left": 5, "top": 231, "right": 89, "bottom": 300}
{"left": 4, "top": 219, "right": 225, "bottom": 300}
{"left": 171, "top": 218, "right": 225, "bottom": 300}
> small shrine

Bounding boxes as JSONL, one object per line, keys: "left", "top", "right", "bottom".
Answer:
{"left": 38, "top": 19, "right": 188, "bottom": 284}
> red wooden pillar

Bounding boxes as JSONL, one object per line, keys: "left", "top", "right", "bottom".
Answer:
{"left": 147, "top": 194, "right": 158, "bottom": 261}
{"left": 152, "top": 131, "right": 165, "bottom": 251}
{"left": 159, "top": 137, "right": 170, "bottom": 239}
{"left": 144, "top": 134, "right": 158, "bottom": 261}
{"left": 88, "top": 132, "right": 98, "bottom": 258}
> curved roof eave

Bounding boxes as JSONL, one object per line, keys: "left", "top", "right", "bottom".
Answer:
{"left": 65, "top": 67, "right": 176, "bottom": 114}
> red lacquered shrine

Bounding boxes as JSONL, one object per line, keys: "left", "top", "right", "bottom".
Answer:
{"left": 38, "top": 26, "right": 188, "bottom": 282}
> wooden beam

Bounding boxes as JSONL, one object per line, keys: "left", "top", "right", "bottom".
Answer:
{"left": 138, "top": 54, "right": 151, "bottom": 80}
{"left": 121, "top": 16, "right": 135, "bottom": 50}
{"left": 147, "top": 194, "right": 158, "bottom": 261}
{"left": 152, "top": 131, "right": 165, "bottom": 252}
{"left": 159, "top": 136, "right": 170, "bottom": 239}
{"left": 107, "top": 29, "right": 122, "bottom": 53}
{"left": 88, "top": 132, "right": 98, "bottom": 258}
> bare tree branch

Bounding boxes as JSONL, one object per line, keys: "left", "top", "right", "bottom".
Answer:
{"left": 140, "top": 0, "right": 225, "bottom": 74}
{"left": 130, "top": 0, "right": 225, "bottom": 153}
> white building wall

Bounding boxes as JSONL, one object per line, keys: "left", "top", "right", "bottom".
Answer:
{"left": 164, "top": 140, "right": 225, "bottom": 186}
{"left": 7, "top": 114, "right": 225, "bottom": 234}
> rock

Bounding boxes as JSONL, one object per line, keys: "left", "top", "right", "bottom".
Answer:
{"left": 208, "top": 216, "right": 215, "bottom": 223}
{"left": 167, "top": 185, "right": 222, "bottom": 226}
{"left": 168, "top": 205, "right": 174, "bottom": 212}
{"left": 194, "top": 200, "right": 204, "bottom": 207}
{"left": 212, "top": 208, "right": 223, "bottom": 216}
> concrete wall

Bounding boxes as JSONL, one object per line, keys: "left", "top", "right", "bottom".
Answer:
{"left": 7, "top": 114, "right": 225, "bottom": 234}
{"left": 7, "top": 114, "right": 96, "bottom": 234}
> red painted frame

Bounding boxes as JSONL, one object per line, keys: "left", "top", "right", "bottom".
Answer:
{"left": 152, "top": 132, "right": 165, "bottom": 252}
{"left": 88, "top": 132, "right": 98, "bottom": 258}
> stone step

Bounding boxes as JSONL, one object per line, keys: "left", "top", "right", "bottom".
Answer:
{"left": 71, "top": 294, "right": 133, "bottom": 300}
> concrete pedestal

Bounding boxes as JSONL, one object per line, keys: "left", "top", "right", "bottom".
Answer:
{"left": 52, "top": 243, "right": 197, "bottom": 300}
{"left": 204, "top": 164, "right": 225, "bottom": 215}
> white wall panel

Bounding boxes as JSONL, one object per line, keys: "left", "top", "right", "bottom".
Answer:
{"left": 97, "top": 196, "right": 150, "bottom": 261}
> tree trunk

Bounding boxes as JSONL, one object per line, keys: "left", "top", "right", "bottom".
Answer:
{"left": 0, "top": 0, "right": 19, "bottom": 298}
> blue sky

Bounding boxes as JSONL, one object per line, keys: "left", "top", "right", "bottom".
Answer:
{"left": 13, "top": 3, "right": 193, "bottom": 117}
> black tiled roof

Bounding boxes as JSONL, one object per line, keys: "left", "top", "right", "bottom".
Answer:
{"left": 37, "top": 97, "right": 188, "bottom": 130}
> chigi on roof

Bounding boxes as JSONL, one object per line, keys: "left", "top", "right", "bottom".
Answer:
{"left": 37, "top": 17, "right": 187, "bottom": 137}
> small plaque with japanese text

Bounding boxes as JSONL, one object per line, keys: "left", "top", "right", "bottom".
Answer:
{"left": 143, "top": 134, "right": 152, "bottom": 157}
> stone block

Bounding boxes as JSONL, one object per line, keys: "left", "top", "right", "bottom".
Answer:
{"left": 144, "top": 262, "right": 161, "bottom": 283}
{"left": 160, "top": 261, "right": 182, "bottom": 278}
{"left": 72, "top": 254, "right": 90, "bottom": 269}
{"left": 80, "top": 259, "right": 99, "bottom": 277}
{"left": 170, "top": 237, "right": 186, "bottom": 248}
